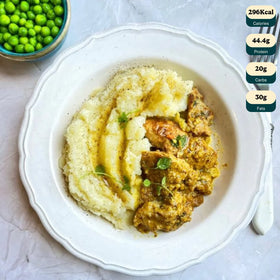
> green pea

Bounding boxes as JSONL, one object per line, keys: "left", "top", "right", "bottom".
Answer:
{"left": 0, "top": 7, "right": 5, "bottom": 15}
{"left": 34, "top": 24, "right": 41, "bottom": 33}
{"left": 53, "top": 0, "right": 62, "bottom": 5}
{"left": 28, "top": 28, "right": 36, "bottom": 36}
{"left": 0, "top": 2, "right": 4, "bottom": 9}
{"left": 19, "top": 1, "right": 29, "bottom": 12}
{"left": 27, "top": 10, "right": 35, "bottom": 20}
{"left": 10, "top": 14, "right": 20, "bottom": 23}
{"left": 0, "top": 33, "right": 4, "bottom": 44}
{"left": 33, "top": 5, "right": 42, "bottom": 14}
{"left": 42, "top": 3, "right": 50, "bottom": 13}
{"left": 41, "top": 26, "right": 50, "bottom": 37}
{"left": 25, "top": 43, "right": 34, "bottom": 52}
{"left": 35, "top": 14, "right": 46, "bottom": 25}
{"left": 18, "top": 26, "right": 28, "bottom": 36}
{"left": 5, "top": 2, "right": 16, "bottom": 14}
{"left": 46, "top": 9, "right": 55, "bottom": 19}
{"left": 25, "top": 19, "right": 33, "bottom": 29}
{"left": 11, "top": 0, "right": 20, "bottom": 5}
{"left": 0, "top": 14, "right": 10, "bottom": 25}
{"left": 3, "top": 32, "right": 11, "bottom": 41}
{"left": 35, "top": 42, "right": 43, "bottom": 50}
{"left": 46, "top": 19, "right": 54, "bottom": 28}
{"left": 15, "top": 44, "right": 24, "bottom": 53}
{"left": 19, "top": 36, "right": 28, "bottom": 44}
{"left": 18, "top": 18, "right": 26, "bottom": 26}
{"left": 43, "top": 35, "right": 52, "bottom": 45}
{"left": 33, "top": 0, "right": 40, "bottom": 4}
{"left": 8, "top": 35, "right": 18, "bottom": 46}
{"left": 54, "top": 16, "right": 62, "bottom": 27}
{"left": 4, "top": 42, "right": 13, "bottom": 51}
{"left": 53, "top": 5, "right": 63, "bottom": 16}
{"left": 36, "top": 33, "right": 43, "bottom": 42}
{"left": 41, "top": 0, "right": 50, "bottom": 3}
{"left": 51, "top": 25, "right": 59, "bottom": 37}
{"left": 8, "top": 23, "right": 19, "bottom": 34}
{"left": 29, "top": 36, "right": 36, "bottom": 46}
{"left": 0, "top": 26, "right": 8, "bottom": 33}
{"left": 20, "top": 12, "right": 27, "bottom": 19}
{"left": 14, "top": 9, "right": 21, "bottom": 16}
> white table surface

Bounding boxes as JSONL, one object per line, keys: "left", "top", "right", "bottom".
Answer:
{"left": 1, "top": 0, "right": 280, "bottom": 279}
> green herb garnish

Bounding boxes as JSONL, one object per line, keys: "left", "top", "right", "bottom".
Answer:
{"left": 143, "top": 176, "right": 172, "bottom": 196}
{"left": 118, "top": 112, "right": 129, "bottom": 128}
{"left": 171, "top": 135, "right": 187, "bottom": 149}
{"left": 117, "top": 109, "right": 140, "bottom": 129}
{"left": 94, "top": 165, "right": 131, "bottom": 192}
{"left": 122, "top": 176, "right": 131, "bottom": 191}
{"left": 156, "top": 157, "right": 171, "bottom": 170}
{"left": 156, "top": 176, "right": 173, "bottom": 196}
{"left": 143, "top": 179, "right": 151, "bottom": 187}
{"left": 95, "top": 164, "right": 106, "bottom": 175}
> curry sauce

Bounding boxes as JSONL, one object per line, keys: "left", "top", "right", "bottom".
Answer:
{"left": 133, "top": 88, "right": 220, "bottom": 234}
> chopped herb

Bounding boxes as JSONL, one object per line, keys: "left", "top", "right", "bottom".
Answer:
{"left": 94, "top": 165, "right": 131, "bottom": 192}
{"left": 156, "top": 157, "right": 171, "bottom": 170}
{"left": 156, "top": 176, "right": 166, "bottom": 195}
{"left": 193, "top": 100, "right": 198, "bottom": 106}
{"left": 161, "top": 176, "right": 166, "bottom": 186}
{"left": 156, "top": 185, "right": 162, "bottom": 196}
{"left": 118, "top": 112, "right": 129, "bottom": 128}
{"left": 144, "top": 175, "right": 172, "bottom": 196}
{"left": 95, "top": 164, "right": 106, "bottom": 175}
{"left": 178, "top": 135, "right": 187, "bottom": 148}
{"left": 117, "top": 109, "right": 140, "bottom": 129}
{"left": 171, "top": 135, "right": 187, "bottom": 149}
{"left": 122, "top": 176, "right": 131, "bottom": 192}
{"left": 143, "top": 179, "right": 151, "bottom": 187}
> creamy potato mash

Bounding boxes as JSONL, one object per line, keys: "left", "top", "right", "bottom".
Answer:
{"left": 62, "top": 67, "right": 193, "bottom": 229}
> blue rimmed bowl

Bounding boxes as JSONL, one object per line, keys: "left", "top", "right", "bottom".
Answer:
{"left": 0, "top": 0, "right": 71, "bottom": 61}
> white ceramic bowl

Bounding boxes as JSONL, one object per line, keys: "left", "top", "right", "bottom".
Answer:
{"left": 18, "top": 23, "right": 271, "bottom": 276}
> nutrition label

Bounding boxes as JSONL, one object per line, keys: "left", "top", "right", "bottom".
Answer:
{"left": 246, "top": 5, "right": 277, "bottom": 112}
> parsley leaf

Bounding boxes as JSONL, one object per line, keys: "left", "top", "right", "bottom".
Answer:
{"left": 143, "top": 179, "right": 151, "bottom": 187}
{"left": 178, "top": 135, "right": 187, "bottom": 148}
{"left": 171, "top": 135, "right": 187, "bottom": 149}
{"left": 161, "top": 176, "right": 166, "bottom": 186}
{"left": 95, "top": 164, "right": 106, "bottom": 175}
{"left": 118, "top": 112, "right": 129, "bottom": 128}
{"left": 156, "top": 185, "right": 162, "bottom": 196}
{"left": 156, "top": 157, "right": 171, "bottom": 170}
{"left": 94, "top": 166, "right": 131, "bottom": 192}
{"left": 122, "top": 176, "right": 131, "bottom": 192}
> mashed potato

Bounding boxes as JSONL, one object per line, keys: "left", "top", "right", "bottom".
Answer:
{"left": 62, "top": 67, "right": 193, "bottom": 229}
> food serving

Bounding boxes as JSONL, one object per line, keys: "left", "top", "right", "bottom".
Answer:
{"left": 61, "top": 66, "right": 220, "bottom": 234}
{"left": 0, "top": 0, "right": 64, "bottom": 53}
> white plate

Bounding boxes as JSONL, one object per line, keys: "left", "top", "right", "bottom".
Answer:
{"left": 19, "top": 23, "right": 271, "bottom": 276}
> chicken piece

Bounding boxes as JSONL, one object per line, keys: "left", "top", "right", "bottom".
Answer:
{"left": 134, "top": 189, "right": 203, "bottom": 233}
{"left": 141, "top": 151, "right": 191, "bottom": 184}
{"left": 133, "top": 194, "right": 193, "bottom": 233}
{"left": 186, "top": 88, "right": 213, "bottom": 136}
{"left": 144, "top": 118, "right": 188, "bottom": 155}
{"left": 184, "top": 137, "right": 218, "bottom": 170}
{"left": 192, "top": 171, "right": 215, "bottom": 195}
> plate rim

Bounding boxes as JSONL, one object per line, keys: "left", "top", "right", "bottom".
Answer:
{"left": 18, "top": 22, "right": 272, "bottom": 276}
